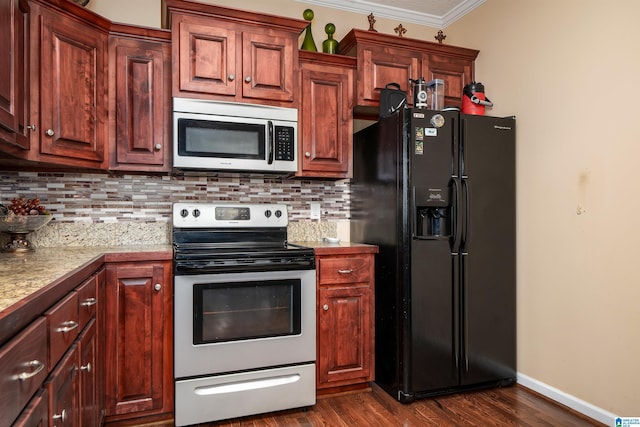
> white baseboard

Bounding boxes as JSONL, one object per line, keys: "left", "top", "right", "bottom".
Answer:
{"left": 517, "top": 373, "right": 617, "bottom": 425}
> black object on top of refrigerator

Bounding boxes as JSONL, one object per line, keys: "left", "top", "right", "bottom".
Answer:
{"left": 351, "top": 108, "right": 516, "bottom": 402}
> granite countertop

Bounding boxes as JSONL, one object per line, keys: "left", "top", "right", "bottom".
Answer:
{"left": 0, "top": 245, "right": 172, "bottom": 314}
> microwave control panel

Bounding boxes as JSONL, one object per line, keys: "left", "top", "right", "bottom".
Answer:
{"left": 275, "top": 126, "right": 295, "bottom": 161}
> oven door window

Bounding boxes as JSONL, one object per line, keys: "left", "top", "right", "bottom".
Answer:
{"left": 177, "top": 118, "right": 266, "bottom": 160}
{"left": 193, "top": 279, "right": 301, "bottom": 344}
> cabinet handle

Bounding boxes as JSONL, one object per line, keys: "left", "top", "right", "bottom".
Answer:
{"left": 81, "top": 297, "right": 97, "bottom": 307}
{"left": 323, "top": 304, "right": 329, "bottom": 311}
{"left": 154, "top": 283, "right": 162, "bottom": 291}
{"left": 55, "top": 320, "right": 79, "bottom": 333}
{"left": 15, "top": 360, "right": 45, "bottom": 381}
{"left": 228, "top": 74, "right": 235, "bottom": 81}
{"left": 27, "top": 124, "right": 36, "bottom": 131}
{"left": 338, "top": 269, "right": 353, "bottom": 274}
{"left": 53, "top": 409, "right": 67, "bottom": 424}
{"left": 154, "top": 143, "right": 162, "bottom": 151}
{"left": 81, "top": 362, "right": 92, "bottom": 373}
{"left": 305, "top": 151, "right": 311, "bottom": 158}
{"left": 244, "top": 76, "right": 251, "bottom": 83}
{"left": 45, "top": 129, "right": 55, "bottom": 137}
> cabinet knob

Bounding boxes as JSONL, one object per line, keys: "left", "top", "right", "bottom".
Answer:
{"left": 154, "top": 283, "right": 162, "bottom": 292}
{"left": 45, "top": 129, "right": 55, "bottom": 137}
{"left": 338, "top": 269, "right": 354, "bottom": 274}
{"left": 323, "top": 304, "right": 329, "bottom": 311}
{"left": 53, "top": 409, "right": 67, "bottom": 424}
{"left": 154, "top": 143, "right": 162, "bottom": 151}
{"left": 244, "top": 76, "right": 252, "bottom": 83}
{"left": 81, "top": 362, "right": 92, "bottom": 373}
{"left": 305, "top": 152, "right": 311, "bottom": 158}
{"left": 27, "top": 124, "right": 36, "bottom": 131}
{"left": 228, "top": 74, "right": 235, "bottom": 81}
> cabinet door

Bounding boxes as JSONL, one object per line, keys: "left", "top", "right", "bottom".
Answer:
{"left": 38, "top": 7, "right": 108, "bottom": 167}
{"left": 111, "top": 36, "right": 171, "bottom": 171}
{"left": 299, "top": 60, "right": 353, "bottom": 178}
{"left": 241, "top": 31, "right": 295, "bottom": 102}
{"left": 359, "top": 46, "right": 421, "bottom": 107}
{"left": 47, "top": 345, "right": 80, "bottom": 427}
{"left": 175, "top": 17, "right": 236, "bottom": 96}
{"left": 317, "top": 285, "right": 372, "bottom": 387}
{"left": 424, "top": 55, "right": 474, "bottom": 108}
{"left": 0, "top": 0, "right": 30, "bottom": 154}
{"left": 104, "top": 262, "right": 172, "bottom": 419}
{"left": 78, "top": 320, "right": 97, "bottom": 427}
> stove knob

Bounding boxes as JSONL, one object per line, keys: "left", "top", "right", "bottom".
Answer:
{"left": 180, "top": 209, "right": 189, "bottom": 218}
{"left": 264, "top": 210, "right": 272, "bottom": 218}
{"left": 275, "top": 210, "right": 282, "bottom": 218}
{"left": 192, "top": 209, "right": 201, "bottom": 218}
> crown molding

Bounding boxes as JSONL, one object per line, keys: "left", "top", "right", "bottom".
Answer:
{"left": 296, "top": 0, "right": 485, "bottom": 28}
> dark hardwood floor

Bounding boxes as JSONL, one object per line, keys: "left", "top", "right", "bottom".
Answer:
{"left": 196, "top": 383, "right": 606, "bottom": 427}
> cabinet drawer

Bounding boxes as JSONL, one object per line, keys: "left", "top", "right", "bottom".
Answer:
{"left": 0, "top": 317, "right": 48, "bottom": 427}
{"left": 318, "top": 256, "right": 371, "bottom": 285}
{"left": 46, "top": 292, "right": 80, "bottom": 369}
{"left": 77, "top": 275, "right": 98, "bottom": 331}
{"left": 12, "top": 388, "right": 48, "bottom": 427}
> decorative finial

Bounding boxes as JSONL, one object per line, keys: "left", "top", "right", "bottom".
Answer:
{"left": 367, "top": 13, "right": 377, "bottom": 32}
{"left": 435, "top": 30, "right": 446, "bottom": 44}
{"left": 394, "top": 24, "right": 407, "bottom": 37}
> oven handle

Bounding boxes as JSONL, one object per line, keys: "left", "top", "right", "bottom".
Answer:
{"left": 194, "top": 374, "right": 301, "bottom": 396}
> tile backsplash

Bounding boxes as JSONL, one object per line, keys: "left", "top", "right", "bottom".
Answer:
{"left": 0, "top": 171, "right": 350, "bottom": 246}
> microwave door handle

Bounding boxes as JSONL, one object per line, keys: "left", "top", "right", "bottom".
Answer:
{"left": 267, "top": 121, "right": 274, "bottom": 164}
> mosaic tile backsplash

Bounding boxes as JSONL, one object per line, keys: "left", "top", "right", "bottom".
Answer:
{"left": 0, "top": 171, "right": 350, "bottom": 246}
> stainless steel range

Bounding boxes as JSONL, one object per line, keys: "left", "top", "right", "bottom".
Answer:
{"left": 172, "top": 202, "right": 316, "bottom": 426}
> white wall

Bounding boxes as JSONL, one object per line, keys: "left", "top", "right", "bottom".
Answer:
{"left": 88, "top": 0, "right": 640, "bottom": 417}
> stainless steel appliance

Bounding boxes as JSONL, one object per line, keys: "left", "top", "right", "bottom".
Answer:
{"left": 351, "top": 109, "right": 516, "bottom": 402}
{"left": 172, "top": 203, "right": 316, "bottom": 426}
{"left": 173, "top": 98, "right": 298, "bottom": 173}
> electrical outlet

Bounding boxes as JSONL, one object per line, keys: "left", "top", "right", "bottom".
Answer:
{"left": 310, "top": 203, "right": 321, "bottom": 220}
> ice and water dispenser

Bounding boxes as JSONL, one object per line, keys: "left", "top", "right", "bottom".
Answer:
{"left": 413, "top": 186, "right": 451, "bottom": 239}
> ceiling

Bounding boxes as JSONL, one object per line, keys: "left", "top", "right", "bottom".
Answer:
{"left": 296, "top": 0, "right": 485, "bottom": 28}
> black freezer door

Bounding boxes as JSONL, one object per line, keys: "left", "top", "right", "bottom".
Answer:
{"left": 459, "top": 114, "right": 517, "bottom": 386}
{"left": 408, "top": 110, "right": 460, "bottom": 396}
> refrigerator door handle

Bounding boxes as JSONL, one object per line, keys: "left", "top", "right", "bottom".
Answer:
{"left": 460, "top": 179, "right": 470, "bottom": 251}
{"left": 451, "top": 177, "right": 461, "bottom": 252}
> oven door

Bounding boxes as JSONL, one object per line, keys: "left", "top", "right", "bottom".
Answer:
{"left": 174, "top": 269, "right": 316, "bottom": 379}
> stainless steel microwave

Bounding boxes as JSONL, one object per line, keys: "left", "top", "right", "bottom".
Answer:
{"left": 173, "top": 98, "right": 298, "bottom": 173}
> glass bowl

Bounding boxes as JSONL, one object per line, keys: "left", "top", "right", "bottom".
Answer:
{"left": 0, "top": 214, "right": 53, "bottom": 233}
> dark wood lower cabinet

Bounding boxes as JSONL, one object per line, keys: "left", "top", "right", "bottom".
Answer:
{"left": 79, "top": 320, "right": 98, "bottom": 427}
{"left": 47, "top": 345, "right": 80, "bottom": 427}
{"left": 12, "top": 389, "right": 48, "bottom": 427}
{"left": 104, "top": 260, "right": 173, "bottom": 422}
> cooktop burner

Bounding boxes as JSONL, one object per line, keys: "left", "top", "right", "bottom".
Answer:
{"left": 172, "top": 203, "right": 315, "bottom": 274}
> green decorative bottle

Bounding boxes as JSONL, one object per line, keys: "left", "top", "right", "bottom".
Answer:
{"left": 322, "top": 23, "right": 339, "bottom": 54}
{"left": 301, "top": 9, "right": 317, "bottom": 52}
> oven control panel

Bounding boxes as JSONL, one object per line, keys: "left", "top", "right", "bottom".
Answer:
{"left": 173, "top": 203, "right": 288, "bottom": 228}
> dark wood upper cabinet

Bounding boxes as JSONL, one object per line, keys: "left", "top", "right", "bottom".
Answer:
{"left": 109, "top": 25, "right": 172, "bottom": 172}
{"left": 298, "top": 51, "right": 355, "bottom": 179}
{"left": 340, "top": 29, "right": 479, "bottom": 115}
{"left": 36, "top": 3, "right": 109, "bottom": 168}
{"left": 164, "top": 0, "right": 307, "bottom": 107}
{"left": 0, "top": 0, "right": 31, "bottom": 155}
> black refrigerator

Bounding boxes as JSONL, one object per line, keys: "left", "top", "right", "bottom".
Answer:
{"left": 351, "top": 108, "right": 516, "bottom": 402}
